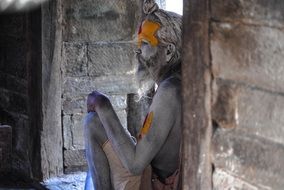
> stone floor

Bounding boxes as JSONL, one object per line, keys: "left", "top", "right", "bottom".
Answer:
{"left": 0, "top": 172, "right": 87, "bottom": 190}
{"left": 43, "top": 172, "right": 86, "bottom": 190}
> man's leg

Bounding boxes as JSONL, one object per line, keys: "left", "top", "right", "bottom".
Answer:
{"left": 84, "top": 112, "right": 112, "bottom": 190}
{"left": 84, "top": 170, "right": 94, "bottom": 190}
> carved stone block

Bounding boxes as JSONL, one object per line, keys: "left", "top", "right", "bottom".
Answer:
{"left": 211, "top": 0, "right": 284, "bottom": 27}
{"left": 88, "top": 42, "right": 136, "bottom": 77}
{"left": 211, "top": 23, "right": 284, "bottom": 93}
{"left": 212, "top": 129, "right": 284, "bottom": 190}
{"left": 63, "top": 42, "right": 88, "bottom": 77}
{"left": 63, "top": 75, "right": 138, "bottom": 96}
{"left": 63, "top": 0, "right": 140, "bottom": 42}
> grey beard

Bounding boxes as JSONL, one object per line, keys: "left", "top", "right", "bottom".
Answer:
{"left": 136, "top": 55, "right": 155, "bottom": 100}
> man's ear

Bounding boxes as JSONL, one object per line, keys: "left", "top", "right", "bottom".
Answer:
{"left": 166, "top": 43, "right": 176, "bottom": 63}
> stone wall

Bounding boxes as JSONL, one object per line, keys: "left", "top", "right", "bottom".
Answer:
{"left": 0, "top": 8, "right": 43, "bottom": 181}
{"left": 61, "top": 0, "right": 142, "bottom": 173}
{"left": 0, "top": 13, "right": 32, "bottom": 177}
{"left": 210, "top": 0, "right": 284, "bottom": 189}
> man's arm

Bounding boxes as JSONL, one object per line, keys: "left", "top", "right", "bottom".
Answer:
{"left": 92, "top": 80, "right": 180, "bottom": 175}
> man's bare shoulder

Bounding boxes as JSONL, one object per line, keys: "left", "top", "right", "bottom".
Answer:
{"left": 158, "top": 76, "right": 181, "bottom": 93}
{"left": 153, "top": 76, "right": 181, "bottom": 105}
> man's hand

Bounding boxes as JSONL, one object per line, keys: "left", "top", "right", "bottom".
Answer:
{"left": 87, "top": 92, "right": 96, "bottom": 113}
{"left": 87, "top": 91, "right": 109, "bottom": 113}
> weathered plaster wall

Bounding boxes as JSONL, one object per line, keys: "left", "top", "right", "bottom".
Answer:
{"left": 211, "top": 0, "right": 284, "bottom": 189}
{"left": 61, "top": 0, "right": 142, "bottom": 172}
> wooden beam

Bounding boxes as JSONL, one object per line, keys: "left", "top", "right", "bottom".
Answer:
{"left": 41, "top": 0, "right": 63, "bottom": 179}
{"left": 181, "top": 0, "right": 212, "bottom": 189}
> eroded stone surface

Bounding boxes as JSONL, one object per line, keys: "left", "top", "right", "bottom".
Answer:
{"left": 211, "top": 22, "right": 284, "bottom": 93}
{"left": 64, "top": 150, "right": 86, "bottom": 167}
{"left": 63, "top": 75, "right": 138, "bottom": 96}
{"left": 236, "top": 85, "right": 284, "bottom": 145}
{"left": 213, "top": 168, "right": 261, "bottom": 190}
{"left": 63, "top": 0, "right": 140, "bottom": 42}
{"left": 63, "top": 113, "right": 85, "bottom": 150}
{"left": 63, "top": 42, "right": 88, "bottom": 77}
{"left": 212, "top": 80, "right": 239, "bottom": 129}
{"left": 214, "top": 79, "right": 284, "bottom": 145}
{"left": 211, "top": 0, "right": 284, "bottom": 27}
{"left": 88, "top": 42, "right": 136, "bottom": 76}
{"left": 212, "top": 129, "right": 284, "bottom": 190}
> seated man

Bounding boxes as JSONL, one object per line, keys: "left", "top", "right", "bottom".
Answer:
{"left": 84, "top": 1, "right": 182, "bottom": 189}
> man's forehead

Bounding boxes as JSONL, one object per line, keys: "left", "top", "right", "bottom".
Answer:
{"left": 138, "top": 19, "right": 161, "bottom": 47}
{"left": 139, "top": 20, "right": 160, "bottom": 33}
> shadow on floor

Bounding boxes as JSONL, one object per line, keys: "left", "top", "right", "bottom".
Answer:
{"left": 0, "top": 172, "right": 86, "bottom": 190}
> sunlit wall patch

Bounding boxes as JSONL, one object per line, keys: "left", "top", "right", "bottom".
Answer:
{"left": 0, "top": 0, "right": 48, "bottom": 13}
{"left": 157, "top": 0, "right": 183, "bottom": 15}
{"left": 165, "top": 0, "right": 183, "bottom": 15}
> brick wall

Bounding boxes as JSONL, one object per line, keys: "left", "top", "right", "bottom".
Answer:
{"left": 211, "top": 0, "right": 284, "bottom": 189}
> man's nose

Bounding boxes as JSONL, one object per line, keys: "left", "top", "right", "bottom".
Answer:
{"left": 135, "top": 49, "right": 142, "bottom": 54}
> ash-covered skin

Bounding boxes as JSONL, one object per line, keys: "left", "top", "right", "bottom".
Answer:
{"left": 84, "top": 1, "right": 182, "bottom": 189}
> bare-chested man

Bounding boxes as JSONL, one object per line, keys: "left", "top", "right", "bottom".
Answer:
{"left": 84, "top": 1, "right": 182, "bottom": 189}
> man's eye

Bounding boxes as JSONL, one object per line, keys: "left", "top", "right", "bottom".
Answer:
{"left": 141, "top": 40, "right": 149, "bottom": 46}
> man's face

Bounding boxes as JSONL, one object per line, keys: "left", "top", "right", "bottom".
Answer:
{"left": 137, "top": 40, "right": 168, "bottom": 83}
{"left": 136, "top": 20, "right": 167, "bottom": 82}
{"left": 137, "top": 40, "right": 158, "bottom": 68}
{"left": 135, "top": 40, "right": 157, "bottom": 97}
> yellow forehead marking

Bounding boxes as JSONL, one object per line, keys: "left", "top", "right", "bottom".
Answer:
{"left": 138, "top": 112, "right": 154, "bottom": 139}
{"left": 138, "top": 20, "right": 161, "bottom": 47}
